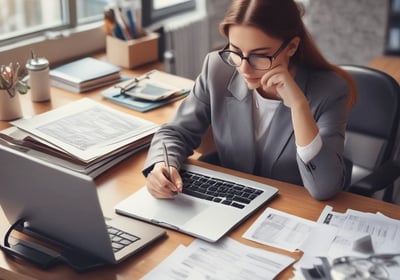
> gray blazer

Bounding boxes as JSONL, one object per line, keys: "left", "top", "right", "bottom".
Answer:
{"left": 144, "top": 51, "right": 350, "bottom": 200}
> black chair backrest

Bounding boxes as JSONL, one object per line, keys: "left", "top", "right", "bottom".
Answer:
{"left": 341, "top": 65, "right": 400, "bottom": 186}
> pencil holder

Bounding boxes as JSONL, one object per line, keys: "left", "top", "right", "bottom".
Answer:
{"left": 106, "top": 32, "right": 159, "bottom": 69}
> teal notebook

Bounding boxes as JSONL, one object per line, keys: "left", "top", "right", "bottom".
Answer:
{"left": 101, "top": 85, "right": 189, "bottom": 112}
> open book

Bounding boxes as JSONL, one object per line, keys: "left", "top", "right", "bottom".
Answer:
{"left": 0, "top": 98, "right": 159, "bottom": 177}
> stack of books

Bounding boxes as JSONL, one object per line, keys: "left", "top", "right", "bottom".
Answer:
{"left": 0, "top": 98, "right": 159, "bottom": 178}
{"left": 50, "top": 57, "right": 122, "bottom": 93}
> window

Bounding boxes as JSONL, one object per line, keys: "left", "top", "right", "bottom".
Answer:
{"left": 0, "top": 0, "right": 112, "bottom": 44}
{"left": 0, "top": 0, "right": 65, "bottom": 42}
{"left": 77, "top": 0, "right": 112, "bottom": 23}
{"left": 142, "top": 0, "right": 196, "bottom": 27}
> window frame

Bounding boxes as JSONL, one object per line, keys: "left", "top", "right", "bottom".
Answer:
{"left": 0, "top": 0, "right": 107, "bottom": 67}
{"left": 142, "top": 0, "right": 196, "bottom": 27}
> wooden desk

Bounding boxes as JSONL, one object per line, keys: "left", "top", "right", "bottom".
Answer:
{"left": 367, "top": 55, "right": 400, "bottom": 83}
{"left": 1, "top": 61, "right": 400, "bottom": 280}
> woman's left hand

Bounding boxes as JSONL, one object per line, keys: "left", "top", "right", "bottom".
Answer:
{"left": 260, "top": 64, "right": 307, "bottom": 108}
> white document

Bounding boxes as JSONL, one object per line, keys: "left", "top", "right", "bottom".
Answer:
{"left": 292, "top": 206, "right": 400, "bottom": 279}
{"left": 317, "top": 205, "right": 400, "bottom": 258}
{"left": 141, "top": 237, "right": 295, "bottom": 280}
{"left": 11, "top": 98, "right": 159, "bottom": 162}
{"left": 243, "top": 208, "right": 335, "bottom": 252}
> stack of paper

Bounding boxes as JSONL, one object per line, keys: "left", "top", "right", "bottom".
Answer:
{"left": 243, "top": 207, "right": 400, "bottom": 279}
{"left": 297, "top": 206, "right": 400, "bottom": 280}
{"left": 0, "top": 98, "right": 159, "bottom": 178}
{"left": 50, "top": 57, "right": 122, "bottom": 93}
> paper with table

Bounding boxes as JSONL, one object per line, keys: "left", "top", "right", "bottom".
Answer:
{"left": 291, "top": 204, "right": 400, "bottom": 279}
{"left": 243, "top": 206, "right": 400, "bottom": 256}
{"left": 141, "top": 237, "right": 295, "bottom": 280}
{"left": 0, "top": 98, "right": 159, "bottom": 177}
{"left": 240, "top": 206, "right": 400, "bottom": 279}
{"left": 242, "top": 206, "right": 400, "bottom": 279}
{"left": 243, "top": 207, "right": 338, "bottom": 253}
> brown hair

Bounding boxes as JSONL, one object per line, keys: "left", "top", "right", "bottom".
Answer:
{"left": 219, "top": 0, "right": 356, "bottom": 107}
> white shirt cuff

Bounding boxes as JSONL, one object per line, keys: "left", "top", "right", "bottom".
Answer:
{"left": 297, "top": 134, "right": 322, "bottom": 163}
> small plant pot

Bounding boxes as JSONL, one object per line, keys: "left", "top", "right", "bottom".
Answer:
{"left": 0, "top": 89, "right": 23, "bottom": 121}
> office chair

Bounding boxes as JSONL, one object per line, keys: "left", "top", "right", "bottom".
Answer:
{"left": 341, "top": 65, "right": 400, "bottom": 202}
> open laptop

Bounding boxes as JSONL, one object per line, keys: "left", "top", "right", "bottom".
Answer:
{"left": 0, "top": 144, "right": 165, "bottom": 270}
{"left": 115, "top": 163, "right": 278, "bottom": 242}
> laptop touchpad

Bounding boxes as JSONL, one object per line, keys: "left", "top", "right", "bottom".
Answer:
{"left": 153, "top": 194, "right": 209, "bottom": 226}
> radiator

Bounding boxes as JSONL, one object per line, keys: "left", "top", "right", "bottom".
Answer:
{"left": 163, "top": 16, "right": 210, "bottom": 80}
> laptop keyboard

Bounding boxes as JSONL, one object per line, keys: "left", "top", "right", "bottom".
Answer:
{"left": 180, "top": 170, "right": 264, "bottom": 209}
{"left": 107, "top": 225, "right": 140, "bottom": 253}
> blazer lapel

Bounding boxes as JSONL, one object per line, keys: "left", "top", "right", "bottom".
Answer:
{"left": 224, "top": 72, "right": 257, "bottom": 173}
{"left": 262, "top": 105, "right": 293, "bottom": 173}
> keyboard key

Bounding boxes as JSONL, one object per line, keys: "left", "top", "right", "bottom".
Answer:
{"left": 232, "top": 196, "right": 251, "bottom": 204}
{"left": 107, "top": 225, "right": 140, "bottom": 253}
{"left": 232, "top": 202, "right": 245, "bottom": 209}
{"left": 120, "top": 233, "right": 139, "bottom": 242}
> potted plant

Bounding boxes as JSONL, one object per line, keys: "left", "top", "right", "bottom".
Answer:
{"left": 0, "top": 62, "right": 29, "bottom": 121}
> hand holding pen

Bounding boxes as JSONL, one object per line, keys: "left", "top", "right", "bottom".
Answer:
{"left": 145, "top": 142, "right": 183, "bottom": 199}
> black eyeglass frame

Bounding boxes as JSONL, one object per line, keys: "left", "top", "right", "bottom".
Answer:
{"left": 218, "top": 38, "right": 292, "bottom": 70}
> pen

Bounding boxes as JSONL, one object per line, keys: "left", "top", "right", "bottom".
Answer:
{"left": 162, "top": 142, "right": 171, "bottom": 180}
{"left": 115, "top": 70, "right": 156, "bottom": 93}
{"left": 126, "top": 9, "right": 137, "bottom": 39}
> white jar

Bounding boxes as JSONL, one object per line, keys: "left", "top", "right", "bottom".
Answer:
{"left": 26, "top": 56, "right": 50, "bottom": 102}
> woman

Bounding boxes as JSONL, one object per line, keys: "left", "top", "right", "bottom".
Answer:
{"left": 143, "top": 0, "right": 357, "bottom": 200}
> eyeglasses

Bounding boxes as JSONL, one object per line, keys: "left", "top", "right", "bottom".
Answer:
{"left": 218, "top": 39, "right": 291, "bottom": 70}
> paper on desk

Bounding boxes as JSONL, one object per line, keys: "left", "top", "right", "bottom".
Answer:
{"left": 317, "top": 205, "right": 400, "bottom": 258}
{"left": 141, "top": 237, "right": 295, "bottom": 280}
{"left": 292, "top": 206, "right": 400, "bottom": 280}
{"left": 10, "top": 98, "right": 159, "bottom": 162}
{"left": 243, "top": 208, "right": 337, "bottom": 253}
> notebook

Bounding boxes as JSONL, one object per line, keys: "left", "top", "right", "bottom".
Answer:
{"left": 50, "top": 57, "right": 121, "bottom": 93}
{"left": 115, "top": 164, "right": 279, "bottom": 242}
{"left": 0, "top": 144, "right": 165, "bottom": 270}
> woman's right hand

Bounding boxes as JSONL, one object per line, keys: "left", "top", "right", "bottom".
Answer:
{"left": 146, "top": 162, "right": 183, "bottom": 199}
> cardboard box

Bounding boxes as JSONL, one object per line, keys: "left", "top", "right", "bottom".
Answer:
{"left": 106, "top": 32, "right": 159, "bottom": 69}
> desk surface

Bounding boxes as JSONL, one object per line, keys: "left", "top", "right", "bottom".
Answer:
{"left": 367, "top": 55, "right": 400, "bottom": 84}
{"left": 1, "top": 60, "right": 400, "bottom": 280}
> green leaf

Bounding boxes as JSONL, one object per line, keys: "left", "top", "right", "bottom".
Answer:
{"left": 16, "top": 80, "right": 30, "bottom": 94}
